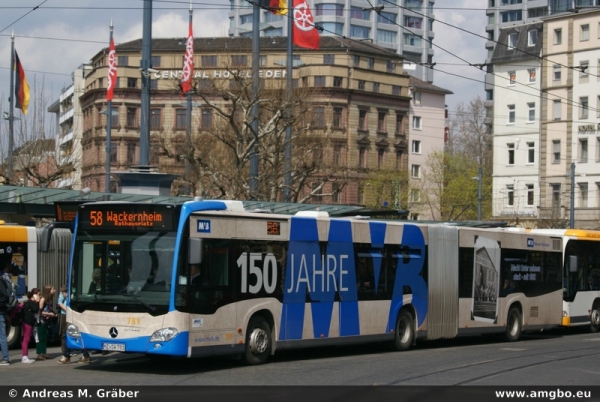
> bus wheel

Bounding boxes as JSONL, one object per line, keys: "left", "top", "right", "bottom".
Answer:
{"left": 590, "top": 306, "right": 600, "bottom": 333}
{"left": 243, "top": 316, "right": 271, "bottom": 365}
{"left": 505, "top": 307, "right": 522, "bottom": 342}
{"left": 393, "top": 310, "right": 414, "bottom": 351}
{"left": 6, "top": 323, "right": 20, "bottom": 349}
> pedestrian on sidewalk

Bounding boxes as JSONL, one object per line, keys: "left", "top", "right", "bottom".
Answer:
{"left": 21, "top": 289, "right": 41, "bottom": 364}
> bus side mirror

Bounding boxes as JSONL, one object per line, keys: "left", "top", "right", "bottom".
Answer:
{"left": 189, "top": 238, "right": 203, "bottom": 265}
{"left": 569, "top": 255, "right": 578, "bottom": 273}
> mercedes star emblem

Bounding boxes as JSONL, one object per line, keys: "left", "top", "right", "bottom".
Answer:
{"left": 109, "top": 327, "right": 118, "bottom": 338}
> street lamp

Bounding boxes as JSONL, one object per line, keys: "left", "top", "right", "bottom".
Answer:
{"left": 471, "top": 167, "right": 482, "bottom": 221}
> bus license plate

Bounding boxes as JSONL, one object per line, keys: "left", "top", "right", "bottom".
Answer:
{"left": 101, "top": 343, "right": 125, "bottom": 352}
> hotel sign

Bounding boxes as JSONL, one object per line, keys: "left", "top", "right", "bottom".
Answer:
{"left": 578, "top": 123, "right": 600, "bottom": 134}
{"left": 152, "top": 69, "right": 287, "bottom": 80}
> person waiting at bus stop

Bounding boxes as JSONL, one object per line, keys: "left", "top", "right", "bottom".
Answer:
{"left": 57, "top": 285, "right": 91, "bottom": 364}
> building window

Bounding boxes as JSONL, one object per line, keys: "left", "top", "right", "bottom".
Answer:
{"left": 508, "top": 71, "right": 516, "bottom": 85}
{"left": 392, "top": 85, "right": 401, "bottom": 96}
{"left": 404, "top": 34, "right": 422, "bottom": 47}
{"left": 404, "top": 16, "right": 421, "bottom": 28}
{"left": 373, "top": 82, "right": 380, "bottom": 93}
{"left": 579, "top": 138, "right": 588, "bottom": 163}
{"left": 413, "top": 91, "right": 421, "bottom": 105}
{"left": 127, "top": 77, "right": 137, "bottom": 88}
{"left": 150, "top": 108, "right": 161, "bottom": 130}
{"left": 552, "top": 140, "right": 561, "bottom": 163}
{"left": 202, "top": 55, "right": 217, "bottom": 67}
{"left": 412, "top": 116, "right": 421, "bottom": 129}
{"left": 508, "top": 143, "right": 515, "bottom": 165}
{"left": 580, "top": 96, "right": 589, "bottom": 119}
{"left": 579, "top": 61, "right": 589, "bottom": 78}
{"left": 333, "top": 144, "right": 343, "bottom": 166}
{"left": 350, "top": 6, "right": 370, "bottom": 20}
{"left": 386, "top": 60, "right": 396, "bottom": 73}
{"left": 412, "top": 140, "right": 421, "bottom": 154}
{"left": 551, "top": 184, "right": 561, "bottom": 215}
{"left": 527, "top": 142, "right": 535, "bottom": 164}
{"left": 508, "top": 33, "right": 517, "bottom": 49}
{"left": 553, "top": 65, "right": 561, "bottom": 81}
{"left": 117, "top": 56, "right": 129, "bottom": 66}
{"left": 259, "top": 55, "right": 267, "bottom": 67}
{"left": 332, "top": 107, "right": 344, "bottom": 128}
{"left": 151, "top": 56, "right": 161, "bottom": 67}
{"left": 395, "top": 114, "right": 403, "bottom": 135}
{"left": 396, "top": 150, "right": 403, "bottom": 170}
{"left": 528, "top": 102, "right": 535, "bottom": 122}
{"left": 527, "top": 29, "right": 537, "bottom": 46}
{"left": 508, "top": 104, "right": 515, "bottom": 123}
{"left": 527, "top": 184, "right": 534, "bottom": 206}
{"left": 554, "top": 28, "right": 562, "bottom": 45}
{"left": 367, "top": 58, "right": 374, "bottom": 69}
{"left": 580, "top": 183, "right": 588, "bottom": 207}
{"left": 126, "top": 143, "right": 136, "bottom": 165}
{"left": 358, "top": 80, "right": 365, "bottom": 90}
{"left": 126, "top": 107, "right": 137, "bottom": 127}
{"left": 377, "top": 149, "right": 385, "bottom": 168}
{"left": 358, "top": 147, "right": 367, "bottom": 168}
{"left": 313, "top": 106, "right": 325, "bottom": 127}
{"left": 315, "top": 4, "right": 343, "bottom": 16}
{"left": 553, "top": 100, "right": 561, "bottom": 120}
{"left": 353, "top": 55, "right": 360, "bottom": 67}
{"left": 202, "top": 108, "right": 213, "bottom": 129}
{"left": 411, "top": 164, "right": 420, "bottom": 178}
{"left": 231, "top": 55, "right": 247, "bottom": 66}
{"left": 581, "top": 24, "right": 589, "bottom": 41}
{"left": 359, "top": 109, "right": 368, "bottom": 130}
{"left": 410, "top": 189, "right": 420, "bottom": 203}
{"left": 350, "top": 25, "right": 370, "bottom": 39}
{"left": 150, "top": 80, "right": 158, "bottom": 90}
{"left": 377, "top": 111, "right": 386, "bottom": 132}
{"left": 333, "top": 76, "right": 343, "bottom": 87}
{"left": 176, "top": 108, "right": 187, "bottom": 129}
{"left": 314, "top": 76, "right": 326, "bottom": 87}
{"left": 323, "top": 54, "right": 335, "bottom": 64}
{"left": 377, "top": 29, "right": 397, "bottom": 43}
{"left": 528, "top": 68, "right": 536, "bottom": 83}
{"left": 501, "top": 10, "right": 522, "bottom": 23}
{"left": 507, "top": 185, "right": 514, "bottom": 206}
{"left": 110, "top": 142, "right": 118, "bottom": 164}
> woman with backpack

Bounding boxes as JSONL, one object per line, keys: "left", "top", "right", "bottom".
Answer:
{"left": 21, "top": 288, "right": 41, "bottom": 364}
{"left": 35, "top": 285, "right": 57, "bottom": 361}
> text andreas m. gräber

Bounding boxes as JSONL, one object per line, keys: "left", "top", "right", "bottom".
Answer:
{"left": 17, "top": 388, "right": 140, "bottom": 398}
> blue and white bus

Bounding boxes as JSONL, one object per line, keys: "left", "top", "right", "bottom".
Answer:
{"left": 65, "top": 200, "right": 563, "bottom": 364}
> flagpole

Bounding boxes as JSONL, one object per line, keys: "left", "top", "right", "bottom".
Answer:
{"left": 8, "top": 32, "right": 15, "bottom": 182}
{"left": 185, "top": 4, "right": 193, "bottom": 196}
{"left": 105, "top": 22, "right": 114, "bottom": 193}
{"left": 283, "top": 0, "right": 293, "bottom": 202}
{"left": 139, "top": 0, "right": 152, "bottom": 167}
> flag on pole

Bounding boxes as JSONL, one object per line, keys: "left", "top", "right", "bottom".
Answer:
{"left": 292, "top": 0, "right": 320, "bottom": 50}
{"left": 14, "top": 51, "right": 30, "bottom": 114}
{"left": 181, "top": 18, "right": 194, "bottom": 94}
{"left": 107, "top": 36, "right": 117, "bottom": 101}
{"left": 268, "top": 0, "right": 287, "bottom": 15}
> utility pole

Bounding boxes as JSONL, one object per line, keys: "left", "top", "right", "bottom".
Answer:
{"left": 570, "top": 162, "right": 575, "bottom": 229}
{"left": 139, "top": 0, "right": 152, "bottom": 166}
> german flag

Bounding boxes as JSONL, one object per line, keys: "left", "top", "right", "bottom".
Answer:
{"left": 14, "top": 51, "right": 30, "bottom": 115}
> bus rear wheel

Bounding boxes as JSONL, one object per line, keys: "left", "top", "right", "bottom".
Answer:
{"left": 590, "top": 306, "right": 600, "bottom": 333}
{"left": 505, "top": 307, "right": 522, "bottom": 342}
{"left": 242, "top": 316, "right": 271, "bottom": 365}
{"left": 393, "top": 310, "right": 414, "bottom": 351}
{"left": 6, "top": 323, "right": 20, "bottom": 349}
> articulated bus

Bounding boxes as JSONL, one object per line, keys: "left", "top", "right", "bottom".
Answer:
{"left": 65, "top": 200, "right": 564, "bottom": 364}
{"left": 0, "top": 223, "right": 71, "bottom": 347}
{"left": 506, "top": 228, "right": 600, "bottom": 332}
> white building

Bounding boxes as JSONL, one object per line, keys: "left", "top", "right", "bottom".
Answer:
{"left": 491, "top": 22, "right": 542, "bottom": 220}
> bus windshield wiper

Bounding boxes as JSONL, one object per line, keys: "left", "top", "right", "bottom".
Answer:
{"left": 116, "top": 291, "right": 156, "bottom": 312}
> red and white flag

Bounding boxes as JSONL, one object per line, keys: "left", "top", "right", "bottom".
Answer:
{"left": 292, "top": 0, "right": 320, "bottom": 50}
{"left": 107, "top": 37, "right": 117, "bottom": 101}
{"left": 181, "top": 19, "right": 194, "bottom": 94}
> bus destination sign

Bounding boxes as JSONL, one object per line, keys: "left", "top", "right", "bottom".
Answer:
{"left": 78, "top": 205, "right": 177, "bottom": 231}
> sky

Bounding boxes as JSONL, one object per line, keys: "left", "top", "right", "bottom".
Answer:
{"left": 0, "top": 0, "right": 487, "bottom": 139}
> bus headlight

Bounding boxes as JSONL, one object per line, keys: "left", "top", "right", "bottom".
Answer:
{"left": 67, "top": 324, "right": 81, "bottom": 338}
{"left": 150, "top": 327, "right": 178, "bottom": 342}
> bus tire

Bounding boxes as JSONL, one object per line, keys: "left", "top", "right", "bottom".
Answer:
{"left": 505, "top": 307, "right": 522, "bottom": 342}
{"left": 243, "top": 316, "right": 271, "bottom": 365}
{"left": 590, "top": 305, "right": 600, "bottom": 333}
{"left": 393, "top": 310, "right": 414, "bottom": 351}
{"left": 6, "top": 322, "right": 20, "bottom": 349}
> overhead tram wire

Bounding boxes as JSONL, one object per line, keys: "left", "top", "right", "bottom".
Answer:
{"left": 0, "top": 0, "right": 48, "bottom": 34}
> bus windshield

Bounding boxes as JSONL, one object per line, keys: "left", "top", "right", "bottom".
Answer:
{"left": 70, "top": 231, "right": 177, "bottom": 315}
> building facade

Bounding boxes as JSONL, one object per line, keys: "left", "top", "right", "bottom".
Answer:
{"left": 76, "top": 36, "right": 431, "bottom": 205}
{"left": 491, "top": 22, "right": 542, "bottom": 221}
{"left": 540, "top": 9, "right": 600, "bottom": 228}
{"left": 228, "top": 0, "right": 436, "bottom": 83}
